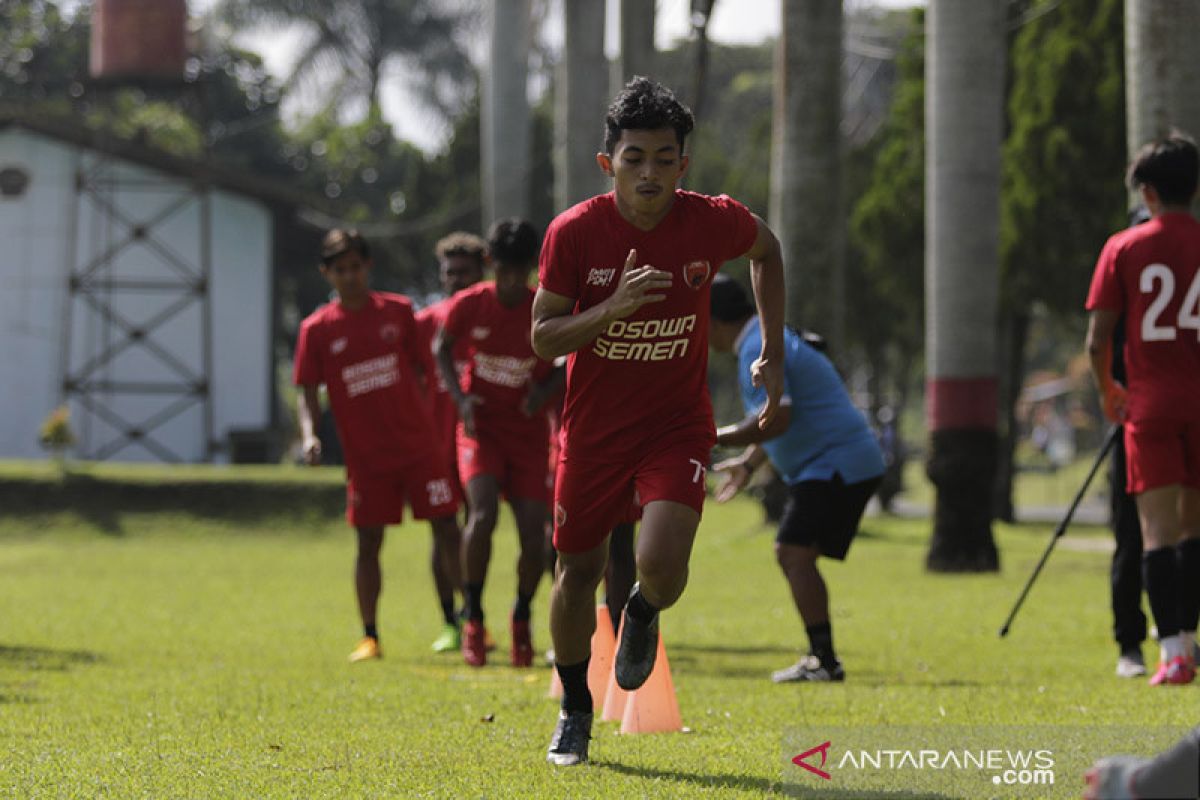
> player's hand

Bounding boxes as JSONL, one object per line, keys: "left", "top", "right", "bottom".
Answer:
{"left": 712, "top": 457, "right": 751, "bottom": 503}
{"left": 1102, "top": 381, "right": 1127, "bottom": 423}
{"left": 302, "top": 435, "right": 322, "bottom": 466}
{"left": 520, "top": 384, "right": 547, "bottom": 417}
{"left": 605, "top": 249, "right": 673, "bottom": 320}
{"left": 751, "top": 351, "right": 785, "bottom": 430}
{"left": 457, "top": 394, "right": 482, "bottom": 438}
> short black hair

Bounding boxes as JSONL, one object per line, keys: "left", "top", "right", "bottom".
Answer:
{"left": 710, "top": 274, "right": 755, "bottom": 323}
{"left": 604, "top": 77, "right": 695, "bottom": 155}
{"left": 434, "top": 231, "right": 487, "bottom": 265}
{"left": 1127, "top": 132, "right": 1199, "bottom": 206}
{"left": 487, "top": 218, "right": 539, "bottom": 268}
{"left": 320, "top": 228, "right": 369, "bottom": 265}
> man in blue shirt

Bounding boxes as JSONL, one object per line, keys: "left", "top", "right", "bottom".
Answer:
{"left": 710, "top": 275, "right": 885, "bottom": 682}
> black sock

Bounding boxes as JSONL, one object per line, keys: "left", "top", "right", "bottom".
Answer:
{"left": 1144, "top": 548, "right": 1181, "bottom": 639}
{"left": 440, "top": 597, "right": 457, "bottom": 626}
{"left": 1177, "top": 539, "right": 1200, "bottom": 632}
{"left": 364, "top": 623, "right": 378, "bottom": 640}
{"left": 556, "top": 658, "right": 592, "bottom": 714}
{"left": 512, "top": 592, "right": 534, "bottom": 623}
{"left": 625, "top": 585, "right": 658, "bottom": 624}
{"left": 806, "top": 622, "right": 837, "bottom": 667}
{"left": 465, "top": 582, "right": 484, "bottom": 622}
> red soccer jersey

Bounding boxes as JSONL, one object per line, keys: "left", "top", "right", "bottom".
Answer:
{"left": 1086, "top": 212, "right": 1200, "bottom": 424}
{"left": 539, "top": 190, "right": 759, "bottom": 458}
{"left": 443, "top": 282, "right": 554, "bottom": 436}
{"left": 293, "top": 291, "right": 438, "bottom": 477}
{"left": 415, "top": 298, "right": 473, "bottom": 444}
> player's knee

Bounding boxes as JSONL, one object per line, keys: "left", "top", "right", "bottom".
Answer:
{"left": 775, "top": 542, "right": 817, "bottom": 572}
{"left": 467, "top": 505, "right": 499, "bottom": 535}
{"left": 556, "top": 557, "right": 606, "bottom": 594}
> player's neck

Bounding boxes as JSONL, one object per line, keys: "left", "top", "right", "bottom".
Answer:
{"left": 1155, "top": 203, "right": 1193, "bottom": 217}
{"left": 613, "top": 189, "right": 676, "bottom": 232}
{"left": 495, "top": 283, "right": 526, "bottom": 307}
{"left": 337, "top": 290, "right": 370, "bottom": 311}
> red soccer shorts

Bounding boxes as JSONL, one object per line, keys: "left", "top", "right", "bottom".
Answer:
{"left": 553, "top": 433, "right": 710, "bottom": 554}
{"left": 1124, "top": 417, "right": 1200, "bottom": 494}
{"left": 346, "top": 462, "right": 459, "bottom": 528}
{"left": 457, "top": 422, "right": 551, "bottom": 504}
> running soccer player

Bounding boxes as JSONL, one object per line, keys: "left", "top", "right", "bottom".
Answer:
{"left": 295, "top": 229, "right": 461, "bottom": 663}
{"left": 533, "top": 77, "right": 786, "bottom": 766}
{"left": 415, "top": 232, "right": 487, "bottom": 653}
{"left": 708, "top": 275, "right": 884, "bottom": 684}
{"left": 1085, "top": 133, "right": 1200, "bottom": 686}
{"left": 435, "top": 218, "right": 562, "bottom": 668}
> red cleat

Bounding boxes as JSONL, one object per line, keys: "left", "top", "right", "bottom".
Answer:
{"left": 463, "top": 620, "right": 487, "bottom": 667}
{"left": 1148, "top": 655, "right": 1195, "bottom": 686}
{"left": 510, "top": 616, "right": 533, "bottom": 668}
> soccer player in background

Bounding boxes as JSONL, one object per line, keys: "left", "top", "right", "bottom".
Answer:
{"left": 1085, "top": 133, "right": 1200, "bottom": 686}
{"left": 415, "top": 232, "right": 487, "bottom": 653}
{"left": 435, "top": 219, "right": 562, "bottom": 669}
{"left": 708, "top": 275, "right": 884, "bottom": 684}
{"left": 295, "top": 230, "right": 462, "bottom": 663}
{"left": 532, "top": 77, "right": 786, "bottom": 766}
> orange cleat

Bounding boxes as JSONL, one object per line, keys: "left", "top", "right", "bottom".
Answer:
{"left": 348, "top": 636, "right": 381, "bottom": 663}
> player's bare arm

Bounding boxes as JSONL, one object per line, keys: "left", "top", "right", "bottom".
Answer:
{"left": 743, "top": 215, "right": 787, "bottom": 430}
{"left": 1085, "top": 309, "right": 1126, "bottom": 422}
{"left": 297, "top": 383, "right": 323, "bottom": 466}
{"left": 434, "top": 327, "right": 481, "bottom": 437}
{"left": 531, "top": 248, "right": 672, "bottom": 360}
{"left": 715, "top": 403, "right": 792, "bottom": 448}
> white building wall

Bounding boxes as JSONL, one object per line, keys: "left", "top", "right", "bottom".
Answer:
{"left": 0, "top": 128, "right": 273, "bottom": 462}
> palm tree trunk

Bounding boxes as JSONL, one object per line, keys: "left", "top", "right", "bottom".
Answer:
{"left": 1125, "top": 0, "right": 1200, "bottom": 153}
{"left": 482, "top": 0, "right": 532, "bottom": 225}
{"left": 770, "top": 0, "right": 843, "bottom": 344}
{"left": 615, "top": 0, "right": 657, "bottom": 90}
{"left": 924, "top": 0, "right": 1005, "bottom": 572}
{"left": 555, "top": 1, "right": 608, "bottom": 210}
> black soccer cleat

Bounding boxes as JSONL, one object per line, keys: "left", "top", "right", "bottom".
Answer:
{"left": 546, "top": 710, "right": 592, "bottom": 766}
{"left": 614, "top": 606, "right": 659, "bottom": 691}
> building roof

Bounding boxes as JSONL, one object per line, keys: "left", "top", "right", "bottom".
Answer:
{"left": 0, "top": 107, "right": 323, "bottom": 212}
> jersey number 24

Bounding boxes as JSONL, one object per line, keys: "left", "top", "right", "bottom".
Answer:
{"left": 1141, "top": 263, "right": 1200, "bottom": 341}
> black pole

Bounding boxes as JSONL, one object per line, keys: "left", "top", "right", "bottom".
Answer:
{"left": 998, "top": 424, "right": 1121, "bottom": 638}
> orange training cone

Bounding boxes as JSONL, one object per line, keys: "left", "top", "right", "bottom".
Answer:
{"left": 601, "top": 616, "right": 630, "bottom": 722}
{"left": 587, "top": 604, "right": 617, "bottom": 710}
{"left": 619, "top": 631, "right": 682, "bottom": 734}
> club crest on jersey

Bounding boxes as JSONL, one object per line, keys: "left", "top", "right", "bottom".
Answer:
{"left": 683, "top": 260, "right": 711, "bottom": 289}
{"left": 330, "top": 336, "right": 348, "bottom": 355}
{"left": 379, "top": 323, "right": 400, "bottom": 343}
{"left": 471, "top": 326, "right": 490, "bottom": 340}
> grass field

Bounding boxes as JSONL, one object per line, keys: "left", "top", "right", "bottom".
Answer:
{"left": 0, "top": 464, "right": 1193, "bottom": 798}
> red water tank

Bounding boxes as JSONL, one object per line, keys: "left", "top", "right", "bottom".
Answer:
{"left": 89, "top": 0, "right": 188, "bottom": 82}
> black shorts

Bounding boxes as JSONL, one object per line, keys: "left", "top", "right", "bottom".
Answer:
{"left": 777, "top": 473, "right": 882, "bottom": 560}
